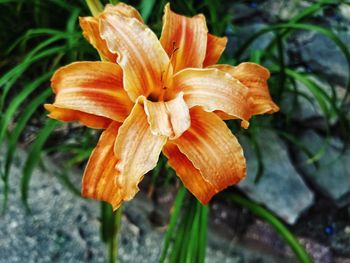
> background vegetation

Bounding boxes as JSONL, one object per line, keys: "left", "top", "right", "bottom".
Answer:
{"left": 1, "top": 0, "right": 349, "bottom": 262}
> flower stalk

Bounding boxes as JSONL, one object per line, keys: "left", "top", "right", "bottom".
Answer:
{"left": 85, "top": 0, "right": 103, "bottom": 16}
{"left": 101, "top": 202, "right": 123, "bottom": 263}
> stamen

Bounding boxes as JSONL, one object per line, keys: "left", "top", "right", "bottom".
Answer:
{"left": 157, "top": 42, "right": 179, "bottom": 102}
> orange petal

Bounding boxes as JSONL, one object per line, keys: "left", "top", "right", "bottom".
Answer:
{"left": 170, "top": 107, "right": 246, "bottom": 203}
{"left": 142, "top": 92, "right": 190, "bottom": 139}
{"left": 163, "top": 143, "right": 217, "bottom": 204}
{"left": 160, "top": 3, "right": 208, "bottom": 72}
{"left": 50, "top": 61, "right": 133, "bottom": 122}
{"left": 203, "top": 33, "right": 227, "bottom": 67}
{"left": 212, "top": 63, "right": 280, "bottom": 115}
{"left": 104, "top": 3, "right": 143, "bottom": 22}
{"left": 79, "top": 16, "right": 117, "bottom": 62}
{"left": 172, "top": 68, "right": 251, "bottom": 128}
{"left": 100, "top": 13, "right": 172, "bottom": 101}
{"left": 82, "top": 121, "right": 124, "bottom": 210}
{"left": 113, "top": 102, "right": 167, "bottom": 202}
{"left": 44, "top": 104, "right": 111, "bottom": 129}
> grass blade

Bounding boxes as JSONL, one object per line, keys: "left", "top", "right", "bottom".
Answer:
{"left": 0, "top": 71, "right": 52, "bottom": 142}
{"left": 21, "top": 119, "right": 60, "bottom": 209}
{"left": 223, "top": 193, "right": 312, "bottom": 263}
{"left": 2, "top": 88, "right": 51, "bottom": 212}
{"left": 159, "top": 185, "right": 187, "bottom": 263}
{"left": 139, "top": 0, "right": 156, "bottom": 22}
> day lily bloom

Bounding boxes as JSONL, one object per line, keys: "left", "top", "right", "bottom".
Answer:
{"left": 45, "top": 3, "right": 279, "bottom": 210}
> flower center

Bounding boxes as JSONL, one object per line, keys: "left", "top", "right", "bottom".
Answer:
{"left": 147, "top": 60, "right": 175, "bottom": 102}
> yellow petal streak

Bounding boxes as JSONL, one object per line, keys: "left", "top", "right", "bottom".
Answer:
{"left": 50, "top": 61, "right": 133, "bottom": 122}
{"left": 173, "top": 68, "right": 251, "bottom": 128}
{"left": 160, "top": 3, "right": 208, "bottom": 72}
{"left": 142, "top": 93, "right": 190, "bottom": 139}
{"left": 212, "top": 63, "right": 280, "bottom": 115}
{"left": 114, "top": 103, "right": 167, "bottom": 202}
{"left": 82, "top": 122, "right": 123, "bottom": 209}
{"left": 203, "top": 33, "right": 227, "bottom": 67}
{"left": 100, "top": 13, "right": 172, "bottom": 101}
{"left": 171, "top": 108, "right": 246, "bottom": 203}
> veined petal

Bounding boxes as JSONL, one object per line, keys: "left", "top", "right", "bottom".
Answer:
{"left": 44, "top": 104, "right": 111, "bottom": 129}
{"left": 163, "top": 143, "right": 217, "bottom": 204}
{"left": 50, "top": 61, "right": 133, "bottom": 123}
{"left": 79, "top": 16, "right": 117, "bottom": 62}
{"left": 203, "top": 33, "right": 227, "bottom": 67}
{"left": 160, "top": 3, "right": 208, "bottom": 72}
{"left": 82, "top": 122, "right": 124, "bottom": 210}
{"left": 100, "top": 13, "right": 172, "bottom": 101}
{"left": 104, "top": 3, "right": 143, "bottom": 22}
{"left": 79, "top": 2, "right": 143, "bottom": 62}
{"left": 173, "top": 68, "right": 251, "bottom": 128}
{"left": 114, "top": 102, "right": 167, "bottom": 202}
{"left": 142, "top": 92, "right": 190, "bottom": 139}
{"left": 212, "top": 63, "right": 280, "bottom": 115}
{"left": 171, "top": 108, "right": 246, "bottom": 203}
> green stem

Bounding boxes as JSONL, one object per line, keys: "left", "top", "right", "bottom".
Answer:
{"left": 108, "top": 206, "right": 122, "bottom": 263}
{"left": 224, "top": 193, "right": 312, "bottom": 263}
{"left": 113, "top": 207, "right": 122, "bottom": 263}
{"left": 85, "top": 0, "right": 103, "bottom": 16}
{"left": 101, "top": 202, "right": 122, "bottom": 263}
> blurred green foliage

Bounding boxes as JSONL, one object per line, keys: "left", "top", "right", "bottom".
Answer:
{"left": 1, "top": 0, "right": 350, "bottom": 262}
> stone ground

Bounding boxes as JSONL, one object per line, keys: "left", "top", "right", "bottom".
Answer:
{"left": 0, "top": 147, "right": 285, "bottom": 263}
{"left": 1, "top": 144, "right": 349, "bottom": 263}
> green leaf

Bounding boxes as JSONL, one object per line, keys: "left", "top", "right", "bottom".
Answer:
{"left": 139, "top": 0, "right": 156, "bottom": 22}
{"left": 21, "top": 119, "right": 60, "bottom": 209}
{"left": 223, "top": 193, "right": 312, "bottom": 263}
{"left": 0, "top": 71, "right": 52, "bottom": 143}
{"left": 159, "top": 186, "right": 187, "bottom": 263}
{"left": 2, "top": 88, "right": 51, "bottom": 212}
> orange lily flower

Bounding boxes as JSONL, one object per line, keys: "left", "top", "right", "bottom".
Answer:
{"left": 45, "top": 3, "right": 279, "bottom": 210}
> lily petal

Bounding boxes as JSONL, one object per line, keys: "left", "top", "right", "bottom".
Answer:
{"left": 212, "top": 63, "right": 280, "bottom": 115}
{"left": 203, "top": 33, "right": 227, "bottom": 67}
{"left": 79, "top": 16, "right": 117, "bottom": 62}
{"left": 160, "top": 3, "right": 208, "bottom": 72}
{"left": 170, "top": 107, "right": 246, "bottom": 203}
{"left": 44, "top": 104, "right": 111, "bottom": 129}
{"left": 82, "top": 122, "right": 123, "bottom": 210}
{"left": 79, "top": 2, "right": 143, "bottom": 62}
{"left": 104, "top": 3, "right": 143, "bottom": 22}
{"left": 173, "top": 68, "right": 251, "bottom": 128}
{"left": 114, "top": 102, "right": 167, "bottom": 202}
{"left": 100, "top": 13, "right": 172, "bottom": 101}
{"left": 163, "top": 143, "right": 217, "bottom": 204}
{"left": 49, "top": 61, "right": 133, "bottom": 123}
{"left": 142, "top": 92, "right": 190, "bottom": 139}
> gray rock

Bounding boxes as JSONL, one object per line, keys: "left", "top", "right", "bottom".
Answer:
{"left": 331, "top": 229, "right": 350, "bottom": 257}
{"left": 291, "top": 30, "right": 350, "bottom": 87}
{"left": 0, "top": 145, "right": 286, "bottom": 263}
{"left": 296, "top": 131, "right": 350, "bottom": 207}
{"left": 243, "top": 220, "right": 294, "bottom": 259}
{"left": 0, "top": 147, "right": 107, "bottom": 263}
{"left": 227, "top": 22, "right": 275, "bottom": 59}
{"left": 279, "top": 74, "right": 344, "bottom": 125}
{"left": 298, "top": 237, "right": 333, "bottom": 263}
{"left": 243, "top": 220, "right": 333, "bottom": 263}
{"left": 259, "top": 0, "right": 312, "bottom": 21}
{"left": 340, "top": 4, "right": 350, "bottom": 22}
{"left": 237, "top": 130, "right": 314, "bottom": 224}
{"left": 229, "top": 3, "right": 256, "bottom": 21}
